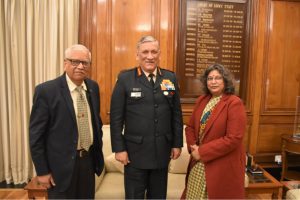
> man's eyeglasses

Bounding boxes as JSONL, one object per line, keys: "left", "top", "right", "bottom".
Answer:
{"left": 207, "top": 76, "right": 223, "bottom": 82}
{"left": 66, "top": 58, "right": 91, "bottom": 67}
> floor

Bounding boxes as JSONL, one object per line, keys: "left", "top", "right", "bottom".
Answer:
{"left": 0, "top": 180, "right": 275, "bottom": 200}
{"left": 247, "top": 193, "right": 273, "bottom": 199}
{"left": 0, "top": 189, "right": 273, "bottom": 200}
{"left": 0, "top": 189, "right": 28, "bottom": 199}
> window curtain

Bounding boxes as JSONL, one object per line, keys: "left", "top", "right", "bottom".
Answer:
{"left": 0, "top": 0, "right": 79, "bottom": 184}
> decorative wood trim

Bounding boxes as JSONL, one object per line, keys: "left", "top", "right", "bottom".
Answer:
{"left": 244, "top": 0, "right": 255, "bottom": 114}
{"left": 152, "top": 0, "right": 161, "bottom": 39}
{"left": 166, "top": 0, "right": 175, "bottom": 70}
{"left": 79, "top": 0, "right": 93, "bottom": 49}
{"left": 248, "top": 0, "right": 268, "bottom": 154}
{"left": 173, "top": 0, "right": 179, "bottom": 71}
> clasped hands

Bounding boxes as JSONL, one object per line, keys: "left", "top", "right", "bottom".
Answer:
{"left": 190, "top": 144, "right": 201, "bottom": 161}
{"left": 115, "top": 148, "right": 182, "bottom": 165}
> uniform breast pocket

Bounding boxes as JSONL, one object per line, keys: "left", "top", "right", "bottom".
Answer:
{"left": 124, "top": 135, "right": 143, "bottom": 154}
{"left": 163, "top": 91, "right": 175, "bottom": 107}
{"left": 127, "top": 91, "right": 145, "bottom": 104}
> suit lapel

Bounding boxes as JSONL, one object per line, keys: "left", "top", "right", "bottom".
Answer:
{"left": 60, "top": 74, "right": 76, "bottom": 123}
{"left": 138, "top": 73, "right": 153, "bottom": 89}
{"left": 202, "top": 95, "right": 228, "bottom": 138}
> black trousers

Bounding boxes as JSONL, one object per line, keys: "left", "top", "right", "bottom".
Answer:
{"left": 47, "top": 150, "right": 95, "bottom": 199}
{"left": 124, "top": 164, "right": 168, "bottom": 199}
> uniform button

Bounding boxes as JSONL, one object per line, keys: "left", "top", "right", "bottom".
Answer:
{"left": 154, "top": 104, "right": 158, "bottom": 108}
{"left": 153, "top": 89, "right": 157, "bottom": 93}
{"left": 71, "top": 156, "right": 75, "bottom": 160}
{"left": 154, "top": 119, "right": 158, "bottom": 123}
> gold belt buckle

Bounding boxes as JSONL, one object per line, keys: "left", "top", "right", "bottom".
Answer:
{"left": 79, "top": 150, "right": 84, "bottom": 157}
{"left": 78, "top": 149, "right": 86, "bottom": 157}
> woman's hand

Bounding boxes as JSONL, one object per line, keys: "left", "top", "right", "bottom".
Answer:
{"left": 190, "top": 144, "right": 201, "bottom": 161}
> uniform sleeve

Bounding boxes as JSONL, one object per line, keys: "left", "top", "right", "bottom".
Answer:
{"left": 171, "top": 74, "right": 183, "bottom": 148}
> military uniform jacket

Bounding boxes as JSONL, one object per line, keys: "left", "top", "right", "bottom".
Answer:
{"left": 110, "top": 67, "right": 183, "bottom": 169}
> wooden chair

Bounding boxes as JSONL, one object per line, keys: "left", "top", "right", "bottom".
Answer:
{"left": 281, "top": 134, "right": 300, "bottom": 181}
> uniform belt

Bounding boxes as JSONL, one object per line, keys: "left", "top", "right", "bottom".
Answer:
{"left": 77, "top": 149, "right": 89, "bottom": 158}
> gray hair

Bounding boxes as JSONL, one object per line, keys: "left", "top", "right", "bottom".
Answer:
{"left": 136, "top": 36, "right": 160, "bottom": 50}
{"left": 64, "top": 44, "right": 91, "bottom": 61}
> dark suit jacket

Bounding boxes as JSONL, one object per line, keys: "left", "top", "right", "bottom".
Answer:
{"left": 29, "top": 73, "right": 104, "bottom": 192}
{"left": 110, "top": 67, "right": 183, "bottom": 169}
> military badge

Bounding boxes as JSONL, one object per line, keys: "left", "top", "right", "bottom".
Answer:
{"left": 160, "top": 79, "right": 175, "bottom": 91}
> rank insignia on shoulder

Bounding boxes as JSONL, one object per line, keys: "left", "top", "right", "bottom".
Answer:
{"left": 160, "top": 79, "right": 175, "bottom": 91}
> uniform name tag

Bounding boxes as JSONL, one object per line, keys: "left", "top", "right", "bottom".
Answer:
{"left": 130, "top": 92, "right": 142, "bottom": 97}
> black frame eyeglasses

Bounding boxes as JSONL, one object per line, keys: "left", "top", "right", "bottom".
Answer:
{"left": 66, "top": 58, "right": 91, "bottom": 67}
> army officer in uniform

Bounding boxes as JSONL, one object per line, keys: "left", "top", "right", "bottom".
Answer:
{"left": 110, "top": 35, "right": 183, "bottom": 199}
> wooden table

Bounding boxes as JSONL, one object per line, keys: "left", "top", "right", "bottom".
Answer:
{"left": 245, "top": 165, "right": 283, "bottom": 199}
{"left": 24, "top": 177, "right": 48, "bottom": 199}
{"left": 281, "top": 134, "right": 300, "bottom": 181}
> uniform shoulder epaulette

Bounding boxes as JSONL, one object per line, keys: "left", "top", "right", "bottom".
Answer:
{"left": 118, "top": 67, "right": 136, "bottom": 74}
{"left": 159, "top": 67, "right": 175, "bottom": 74}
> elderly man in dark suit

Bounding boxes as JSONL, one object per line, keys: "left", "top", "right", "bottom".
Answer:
{"left": 110, "top": 36, "right": 183, "bottom": 199}
{"left": 29, "top": 44, "right": 104, "bottom": 199}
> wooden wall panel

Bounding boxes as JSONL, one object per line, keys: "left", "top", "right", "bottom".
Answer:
{"left": 110, "top": 0, "right": 178, "bottom": 83}
{"left": 111, "top": 0, "right": 153, "bottom": 85}
{"left": 250, "top": 0, "right": 300, "bottom": 162}
{"left": 243, "top": 125, "right": 251, "bottom": 151}
{"left": 158, "top": 0, "right": 177, "bottom": 71}
{"left": 79, "top": 0, "right": 112, "bottom": 123}
{"left": 262, "top": 1, "right": 300, "bottom": 113}
{"left": 257, "top": 124, "right": 294, "bottom": 152}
